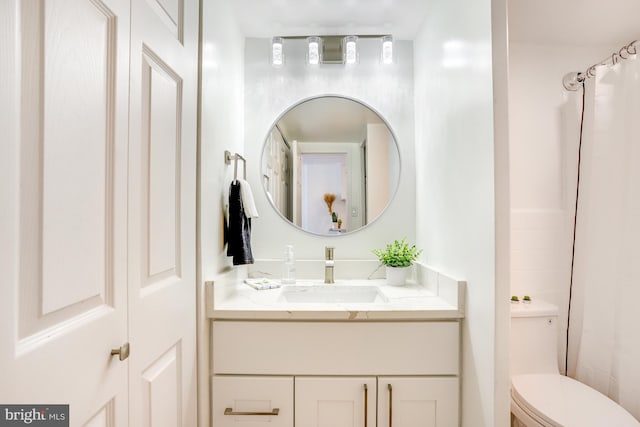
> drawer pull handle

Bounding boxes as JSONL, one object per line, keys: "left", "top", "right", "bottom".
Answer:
{"left": 364, "top": 384, "right": 368, "bottom": 427}
{"left": 388, "top": 383, "right": 393, "bottom": 427}
{"left": 224, "top": 408, "right": 280, "bottom": 416}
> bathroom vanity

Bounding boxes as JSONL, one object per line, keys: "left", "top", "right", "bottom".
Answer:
{"left": 207, "top": 263, "right": 465, "bottom": 426}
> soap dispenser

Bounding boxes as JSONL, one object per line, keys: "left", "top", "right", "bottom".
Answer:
{"left": 282, "top": 245, "right": 296, "bottom": 284}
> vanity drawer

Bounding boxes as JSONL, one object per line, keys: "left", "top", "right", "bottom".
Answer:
{"left": 211, "top": 376, "right": 293, "bottom": 427}
{"left": 212, "top": 321, "right": 459, "bottom": 375}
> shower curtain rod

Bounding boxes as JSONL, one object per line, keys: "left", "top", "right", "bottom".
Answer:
{"left": 562, "top": 39, "right": 637, "bottom": 91}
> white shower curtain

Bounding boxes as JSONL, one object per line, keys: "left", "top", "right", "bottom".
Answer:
{"left": 568, "top": 54, "right": 640, "bottom": 419}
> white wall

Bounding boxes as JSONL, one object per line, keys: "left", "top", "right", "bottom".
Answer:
{"left": 199, "top": 1, "right": 245, "bottom": 424}
{"left": 300, "top": 152, "right": 346, "bottom": 234}
{"left": 508, "top": 41, "right": 620, "bottom": 373}
{"left": 200, "top": 0, "right": 245, "bottom": 276}
{"left": 413, "top": 0, "right": 499, "bottom": 424}
{"left": 244, "top": 37, "right": 416, "bottom": 260}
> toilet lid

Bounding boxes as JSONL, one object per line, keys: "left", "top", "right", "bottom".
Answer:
{"left": 511, "top": 374, "right": 640, "bottom": 427}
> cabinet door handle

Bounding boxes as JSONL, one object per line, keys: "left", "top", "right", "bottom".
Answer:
{"left": 224, "top": 408, "right": 279, "bottom": 416}
{"left": 363, "top": 384, "right": 368, "bottom": 427}
{"left": 388, "top": 383, "right": 393, "bottom": 427}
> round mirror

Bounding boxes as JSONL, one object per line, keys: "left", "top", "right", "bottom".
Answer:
{"left": 261, "top": 96, "right": 400, "bottom": 236}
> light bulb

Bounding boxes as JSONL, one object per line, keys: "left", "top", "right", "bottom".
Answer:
{"left": 307, "top": 37, "right": 321, "bottom": 65}
{"left": 271, "top": 37, "right": 283, "bottom": 66}
{"left": 382, "top": 35, "right": 393, "bottom": 64}
{"left": 344, "top": 36, "right": 358, "bottom": 65}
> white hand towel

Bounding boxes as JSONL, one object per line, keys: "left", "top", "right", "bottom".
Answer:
{"left": 238, "top": 179, "right": 259, "bottom": 218}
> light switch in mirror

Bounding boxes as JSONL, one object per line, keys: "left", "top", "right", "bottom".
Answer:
{"left": 261, "top": 96, "right": 400, "bottom": 236}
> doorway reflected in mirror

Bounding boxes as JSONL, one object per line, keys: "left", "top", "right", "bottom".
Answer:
{"left": 261, "top": 96, "right": 400, "bottom": 236}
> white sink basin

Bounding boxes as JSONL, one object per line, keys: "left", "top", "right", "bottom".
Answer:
{"left": 280, "top": 285, "right": 388, "bottom": 304}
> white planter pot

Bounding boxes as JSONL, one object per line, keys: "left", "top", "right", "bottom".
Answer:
{"left": 385, "top": 265, "right": 410, "bottom": 286}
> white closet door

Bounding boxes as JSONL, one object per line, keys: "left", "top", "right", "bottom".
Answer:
{"left": 295, "top": 377, "right": 376, "bottom": 427}
{"left": 127, "top": 0, "right": 199, "bottom": 425}
{"left": 0, "top": 0, "right": 130, "bottom": 424}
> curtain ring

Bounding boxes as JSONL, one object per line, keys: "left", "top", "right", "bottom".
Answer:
{"left": 618, "top": 47, "right": 628, "bottom": 60}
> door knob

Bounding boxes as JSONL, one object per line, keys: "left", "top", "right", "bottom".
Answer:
{"left": 110, "top": 342, "right": 130, "bottom": 361}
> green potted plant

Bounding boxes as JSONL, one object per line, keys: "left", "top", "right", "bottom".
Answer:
{"left": 372, "top": 238, "right": 423, "bottom": 286}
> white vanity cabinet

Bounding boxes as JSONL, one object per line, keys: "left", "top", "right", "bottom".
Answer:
{"left": 295, "top": 377, "right": 376, "bottom": 427}
{"left": 294, "top": 376, "right": 458, "bottom": 427}
{"left": 211, "top": 321, "right": 460, "bottom": 426}
{"left": 211, "top": 376, "right": 293, "bottom": 426}
{"left": 378, "top": 377, "right": 459, "bottom": 426}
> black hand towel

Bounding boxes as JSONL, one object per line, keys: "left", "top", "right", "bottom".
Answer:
{"left": 227, "top": 181, "right": 254, "bottom": 265}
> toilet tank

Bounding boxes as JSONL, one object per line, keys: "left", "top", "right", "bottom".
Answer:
{"left": 510, "top": 300, "right": 560, "bottom": 376}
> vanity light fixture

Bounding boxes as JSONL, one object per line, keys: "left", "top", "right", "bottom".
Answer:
{"left": 307, "top": 36, "right": 322, "bottom": 65}
{"left": 344, "top": 35, "right": 358, "bottom": 65}
{"left": 271, "top": 37, "right": 284, "bottom": 67}
{"left": 381, "top": 35, "right": 393, "bottom": 64}
{"left": 271, "top": 35, "right": 393, "bottom": 66}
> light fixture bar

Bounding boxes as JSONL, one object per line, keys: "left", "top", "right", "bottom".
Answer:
{"left": 269, "top": 35, "right": 393, "bottom": 66}
{"left": 276, "top": 34, "right": 390, "bottom": 40}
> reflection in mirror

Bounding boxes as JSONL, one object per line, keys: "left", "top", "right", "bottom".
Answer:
{"left": 261, "top": 96, "right": 400, "bottom": 236}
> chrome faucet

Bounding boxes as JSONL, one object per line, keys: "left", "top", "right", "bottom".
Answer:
{"left": 324, "top": 246, "right": 335, "bottom": 284}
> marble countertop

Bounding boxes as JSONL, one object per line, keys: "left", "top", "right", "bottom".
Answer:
{"left": 209, "top": 273, "right": 465, "bottom": 321}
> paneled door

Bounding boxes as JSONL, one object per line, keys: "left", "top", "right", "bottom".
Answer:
{"left": 0, "top": 0, "right": 131, "bottom": 424}
{"left": 127, "top": 0, "right": 199, "bottom": 425}
{"left": 263, "top": 128, "right": 290, "bottom": 218}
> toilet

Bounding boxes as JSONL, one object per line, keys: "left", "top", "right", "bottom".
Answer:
{"left": 510, "top": 299, "right": 640, "bottom": 427}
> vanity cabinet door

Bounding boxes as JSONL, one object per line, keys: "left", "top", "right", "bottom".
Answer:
{"left": 212, "top": 376, "right": 293, "bottom": 427}
{"left": 377, "top": 377, "right": 459, "bottom": 427}
{"left": 295, "top": 377, "right": 376, "bottom": 427}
